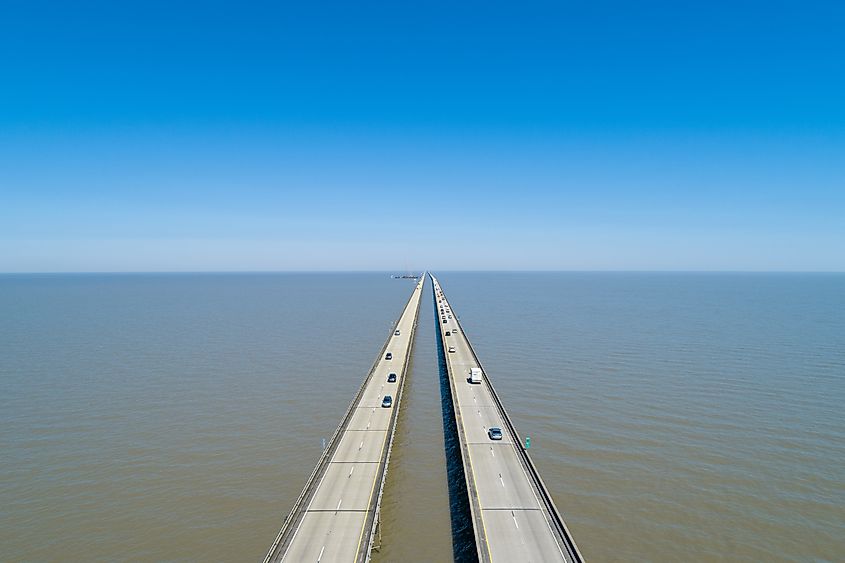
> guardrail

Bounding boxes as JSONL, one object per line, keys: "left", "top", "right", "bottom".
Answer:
{"left": 431, "top": 274, "right": 584, "bottom": 563}
{"left": 360, "top": 278, "right": 423, "bottom": 561}
{"left": 430, "top": 274, "right": 488, "bottom": 562}
{"left": 264, "top": 280, "right": 424, "bottom": 563}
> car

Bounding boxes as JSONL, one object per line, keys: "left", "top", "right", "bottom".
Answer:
{"left": 488, "top": 427, "right": 503, "bottom": 440}
{"left": 443, "top": 319, "right": 448, "bottom": 324}
{"left": 448, "top": 315, "right": 452, "bottom": 319}
{"left": 394, "top": 329, "right": 401, "bottom": 336}
{"left": 387, "top": 373, "right": 397, "bottom": 383}
{"left": 445, "top": 331, "right": 451, "bottom": 336}
{"left": 382, "top": 395, "right": 393, "bottom": 408}
{"left": 448, "top": 346, "right": 456, "bottom": 353}
{"left": 385, "top": 352, "right": 393, "bottom": 360}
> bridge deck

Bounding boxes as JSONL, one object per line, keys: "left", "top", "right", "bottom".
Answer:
{"left": 431, "top": 274, "right": 583, "bottom": 563}
{"left": 264, "top": 278, "right": 424, "bottom": 563}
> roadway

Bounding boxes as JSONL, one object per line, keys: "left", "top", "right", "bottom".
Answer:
{"left": 431, "top": 274, "right": 583, "bottom": 563}
{"left": 264, "top": 277, "right": 424, "bottom": 563}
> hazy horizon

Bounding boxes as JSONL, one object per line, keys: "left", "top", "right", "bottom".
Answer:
{"left": 2, "top": 269, "right": 844, "bottom": 275}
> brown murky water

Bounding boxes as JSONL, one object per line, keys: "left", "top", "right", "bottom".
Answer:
{"left": 2, "top": 273, "right": 843, "bottom": 561}
{"left": 371, "top": 291, "right": 453, "bottom": 561}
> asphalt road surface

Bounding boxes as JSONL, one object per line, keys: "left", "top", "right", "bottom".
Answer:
{"left": 265, "top": 278, "right": 424, "bottom": 563}
{"left": 432, "top": 275, "right": 578, "bottom": 563}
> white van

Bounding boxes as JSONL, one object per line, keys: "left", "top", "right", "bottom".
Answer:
{"left": 469, "top": 367, "right": 482, "bottom": 384}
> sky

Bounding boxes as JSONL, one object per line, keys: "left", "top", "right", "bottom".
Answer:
{"left": 1, "top": 0, "right": 843, "bottom": 272}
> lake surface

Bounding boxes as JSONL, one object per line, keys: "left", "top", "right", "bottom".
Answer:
{"left": 1, "top": 272, "right": 843, "bottom": 561}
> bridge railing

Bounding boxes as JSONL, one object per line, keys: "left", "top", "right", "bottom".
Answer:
{"left": 430, "top": 274, "right": 488, "bottom": 562}
{"left": 264, "top": 280, "right": 423, "bottom": 563}
{"left": 432, "top": 275, "right": 584, "bottom": 563}
{"left": 361, "top": 278, "right": 424, "bottom": 560}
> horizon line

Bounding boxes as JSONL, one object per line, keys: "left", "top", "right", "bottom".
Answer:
{"left": 1, "top": 269, "right": 843, "bottom": 275}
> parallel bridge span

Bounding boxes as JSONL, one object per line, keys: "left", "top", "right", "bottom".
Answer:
{"left": 431, "top": 273, "right": 583, "bottom": 563}
{"left": 263, "top": 278, "right": 424, "bottom": 563}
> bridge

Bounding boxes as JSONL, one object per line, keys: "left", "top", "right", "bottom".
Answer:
{"left": 263, "top": 274, "right": 582, "bottom": 561}
{"left": 263, "top": 278, "right": 424, "bottom": 563}
{"left": 431, "top": 273, "right": 584, "bottom": 562}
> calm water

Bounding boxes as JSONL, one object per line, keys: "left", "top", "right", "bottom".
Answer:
{"left": 2, "top": 273, "right": 843, "bottom": 561}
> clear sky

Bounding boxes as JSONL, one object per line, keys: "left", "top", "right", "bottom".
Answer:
{"left": 1, "top": 0, "right": 843, "bottom": 272}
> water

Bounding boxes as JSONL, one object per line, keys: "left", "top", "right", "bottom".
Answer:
{"left": 370, "top": 282, "right": 454, "bottom": 562}
{"left": 2, "top": 273, "right": 843, "bottom": 561}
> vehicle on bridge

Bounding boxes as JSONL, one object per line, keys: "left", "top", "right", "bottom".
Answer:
{"left": 470, "top": 367, "right": 482, "bottom": 384}
{"left": 381, "top": 395, "right": 393, "bottom": 408}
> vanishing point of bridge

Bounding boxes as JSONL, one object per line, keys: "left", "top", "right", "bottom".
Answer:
{"left": 263, "top": 274, "right": 582, "bottom": 562}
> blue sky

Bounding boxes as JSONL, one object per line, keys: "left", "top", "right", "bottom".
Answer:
{"left": 1, "top": 0, "right": 843, "bottom": 271}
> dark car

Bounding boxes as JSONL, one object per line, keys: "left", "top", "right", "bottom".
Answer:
{"left": 385, "top": 352, "right": 392, "bottom": 360}
{"left": 382, "top": 395, "right": 393, "bottom": 408}
{"left": 387, "top": 373, "right": 397, "bottom": 383}
{"left": 488, "top": 427, "right": 503, "bottom": 440}
{"left": 445, "top": 331, "right": 451, "bottom": 336}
